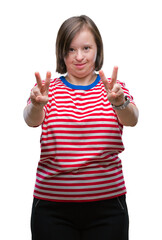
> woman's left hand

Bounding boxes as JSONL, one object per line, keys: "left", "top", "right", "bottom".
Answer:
{"left": 99, "top": 66, "right": 125, "bottom": 107}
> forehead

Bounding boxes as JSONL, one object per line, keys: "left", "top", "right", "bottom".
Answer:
{"left": 70, "top": 27, "right": 96, "bottom": 46}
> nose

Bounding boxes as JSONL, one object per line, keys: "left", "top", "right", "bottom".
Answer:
{"left": 75, "top": 49, "right": 84, "bottom": 61}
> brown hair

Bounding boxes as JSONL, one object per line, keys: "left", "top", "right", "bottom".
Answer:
{"left": 56, "top": 15, "right": 104, "bottom": 74}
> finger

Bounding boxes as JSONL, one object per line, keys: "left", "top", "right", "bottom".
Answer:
{"left": 113, "top": 88, "right": 124, "bottom": 98}
{"left": 111, "top": 83, "right": 121, "bottom": 93}
{"left": 36, "top": 95, "right": 48, "bottom": 104}
{"left": 30, "top": 90, "right": 40, "bottom": 105}
{"left": 110, "top": 66, "right": 118, "bottom": 90}
{"left": 44, "top": 71, "right": 51, "bottom": 91}
{"left": 30, "top": 89, "right": 36, "bottom": 101}
{"left": 32, "top": 86, "right": 42, "bottom": 97}
{"left": 99, "top": 70, "right": 110, "bottom": 92}
{"left": 110, "top": 84, "right": 124, "bottom": 99}
{"left": 35, "top": 72, "right": 42, "bottom": 89}
{"left": 108, "top": 89, "right": 124, "bottom": 105}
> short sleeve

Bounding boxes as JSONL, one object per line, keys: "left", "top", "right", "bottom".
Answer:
{"left": 117, "top": 80, "right": 135, "bottom": 105}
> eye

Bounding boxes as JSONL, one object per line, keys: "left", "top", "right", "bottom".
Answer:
{"left": 69, "top": 48, "right": 75, "bottom": 52}
{"left": 84, "top": 46, "right": 90, "bottom": 51}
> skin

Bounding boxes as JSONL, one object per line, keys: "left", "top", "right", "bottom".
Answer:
{"left": 23, "top": 72, "right": 51, "bottom": 127}
{"left": 23, "top": 28, "right": 139, "bottom": 127}
{"left": 99, "top": 67, "right": 139, "bottom": 126}
{"left": 64, "top": 27, "right": 98, "bottom": 86}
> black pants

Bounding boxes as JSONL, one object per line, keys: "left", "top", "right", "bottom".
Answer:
{"left": 31, "top": 195, "right": 129, "bottom": 240}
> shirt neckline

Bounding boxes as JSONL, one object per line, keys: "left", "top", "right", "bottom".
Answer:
{"left": 59, "top": 74, "right": 101, "bottom": 90}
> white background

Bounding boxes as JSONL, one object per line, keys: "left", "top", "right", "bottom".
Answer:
{"left": 1, "top": 0, "right": 162, "bottom": 239}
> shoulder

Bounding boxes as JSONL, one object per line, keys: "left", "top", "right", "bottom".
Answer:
{"left": 116, "top": 80, "right": 126, "bottom": 88}
{"left": 50, "top": 77, "right": 61, "bottom": 85}
{"left": 48, "top": 77, "right": 63, "bottom": 89}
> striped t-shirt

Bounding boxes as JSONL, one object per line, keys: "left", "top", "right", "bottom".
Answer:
{"left": 30, "top": 74, "right": 134, "bottom": 202}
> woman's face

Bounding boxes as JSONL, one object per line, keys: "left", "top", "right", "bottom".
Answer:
{"left": 64, "top": 27, "right": 97, "bottom": 79}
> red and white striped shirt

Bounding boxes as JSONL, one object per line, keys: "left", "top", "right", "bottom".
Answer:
{"left": 29, "top": 75, "right": 134, "bottom": 202}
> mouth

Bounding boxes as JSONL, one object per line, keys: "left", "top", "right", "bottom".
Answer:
{"left": 75, "top": 63, "right": 87, "bottom": 69}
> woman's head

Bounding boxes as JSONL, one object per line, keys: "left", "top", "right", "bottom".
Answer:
{"left": 56, "top": 15, "right": 104, "bottom": 74}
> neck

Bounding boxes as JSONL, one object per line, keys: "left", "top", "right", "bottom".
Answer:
{"left": 65, "top": 72, "right": 97, "bottom": 86}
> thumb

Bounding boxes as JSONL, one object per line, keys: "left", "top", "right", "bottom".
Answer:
{"left": 36, "top": 95, "right": 49, "bottom": 105}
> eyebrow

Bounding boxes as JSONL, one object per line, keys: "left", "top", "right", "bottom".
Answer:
{"left": 69, "top": 44, "right": 93, "bottom": 48}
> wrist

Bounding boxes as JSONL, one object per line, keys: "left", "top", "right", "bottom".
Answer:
{"left": 112, "top": 96, "right": 130, "bottom": 110}
{"left": 31, "top": 102, "right": 45, "bottom": 111}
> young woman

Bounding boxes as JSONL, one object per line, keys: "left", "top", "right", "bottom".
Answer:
{"left": 24, "top": 15, "right": 139, "bottom": 240}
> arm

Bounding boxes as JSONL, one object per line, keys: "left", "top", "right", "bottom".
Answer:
{"left": 23, "top": 104, "right": 45, "bottom": 127}
{"left": 114, "top": 102, "right": 139, "bottom": 126}
{"left": 99, "top": 66, "right": 139, "bottom": 127}
{"left": 23, "top": 71, "right": 51, "bottom": 127}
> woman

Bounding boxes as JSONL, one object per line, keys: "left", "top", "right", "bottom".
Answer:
{"left": 24, "top": 15, "right": 139, "bottom": 240}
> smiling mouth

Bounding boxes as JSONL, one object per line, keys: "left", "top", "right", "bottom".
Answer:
{"left": 75, "top": 63, "right": 86, "bottom": 68}
{"left": 75, "top": 63, "right": 86, "bottom": 66}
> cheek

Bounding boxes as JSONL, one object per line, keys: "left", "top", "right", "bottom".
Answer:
{"left": 64, "top": 57, "right": 70, "bottom": 70}
{"left": 64, "top": 55, "right": 74, "bottom": 67}
{"left": 90, "top": 52, "right": 97, "bottom": 65}
{"left": 91, "top": 48, "right": 97, "bottom": 61}
{"left": 64, "top": 57, "right": 68, "bottom": 65}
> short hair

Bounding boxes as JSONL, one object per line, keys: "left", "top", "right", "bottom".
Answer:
{"left": 56, "top": 15, "right": 104, "bottom": 74}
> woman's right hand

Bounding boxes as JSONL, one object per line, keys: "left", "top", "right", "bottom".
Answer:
{"left": 30, "top": 71, "right": 51, "bottom": 108}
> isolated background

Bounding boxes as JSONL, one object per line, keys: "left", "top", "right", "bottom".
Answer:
{"left": 1, "top": 0, "right": 162, "bottom": 239}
